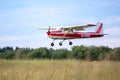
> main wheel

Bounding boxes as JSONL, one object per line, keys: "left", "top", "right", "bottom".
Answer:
{"left": 69, "top": 41, "right": 72, "bottom": 45}
{"left": 59, "top": 42, "right": 62, "bottom": 46}
{"left": 51, "top": 43, "right": 54, "bottom": 46}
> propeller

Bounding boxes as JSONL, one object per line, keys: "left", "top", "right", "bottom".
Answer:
{"left": 48, "top": 26, "right": 50, "bottom": 33}
{"left": 37, "top": 26, "right": 56, "bottom": 31}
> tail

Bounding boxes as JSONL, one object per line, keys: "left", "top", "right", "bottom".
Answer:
{"left": 96, "top": 23, "right": 103, "bottom": 34}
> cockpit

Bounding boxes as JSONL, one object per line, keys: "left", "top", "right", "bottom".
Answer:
{"left": 61, "top": 28, "right": 73, "bottom": 34}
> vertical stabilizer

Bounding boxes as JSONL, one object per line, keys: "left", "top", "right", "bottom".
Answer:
{"left": 96, "top": 23, "right": 103, "bottom": 33}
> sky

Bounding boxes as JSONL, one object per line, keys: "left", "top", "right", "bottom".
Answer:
{"left": 0, "top": 0, "right": 120, "bottom": 49}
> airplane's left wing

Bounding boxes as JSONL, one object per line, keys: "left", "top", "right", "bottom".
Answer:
{"left": 71, "top": 24, "right": 96, "bottom": 30}
{"left": 62, "top": 24, "right": 96, "bottom": 31}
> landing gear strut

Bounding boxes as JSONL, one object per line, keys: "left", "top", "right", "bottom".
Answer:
{"left": 51, "top": 39, "right": 55, "bottom": 47}
{"left": 59, "top": 39, "right": 65, "bottom": 46}
{"left": 50, "top": 39, "right": 73, "bottom": 46}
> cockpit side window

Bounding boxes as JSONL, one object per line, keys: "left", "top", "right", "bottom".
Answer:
{"left": 62, "top": 28, "right": 73, "bottom": 34}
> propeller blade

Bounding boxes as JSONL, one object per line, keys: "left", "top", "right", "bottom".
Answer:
{"left": 48, "top": 26, "right": 50, "bottom": 33}
{"left": 37, "top": 27, "right": 56, "bottom": 30}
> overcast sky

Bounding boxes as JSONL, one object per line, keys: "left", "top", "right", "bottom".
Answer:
{"left": 0, "top": 0, "right": 120, "bottom": 49}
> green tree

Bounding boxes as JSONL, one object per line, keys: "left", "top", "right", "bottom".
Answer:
{"left": 52, "top": 49, "right": 68, "bottom": 59}
{"left": 27, "top": 47, "right": 50, "bottom": 59}
{"left": 2, "top": 50, "right": 14, "bottom": 59}
{"left": 115, "top": 47, "right": 120, "bottom": 60}
{"left": 27, "top": 49, "right": 41, "bottom": 59}
{"left": 108, "top": 47, "right": 120, "bottom": 61}
{"left": 89, "top": 46, "right": 100, "bottom": 61}
{"left": 72, "top": 45, "right": 88, "bottom": 59}
{"left": 14, "top": 48, "right": 31, "bottom": 59}
{"left": 97, "top": 46, "right": 111, "bottom": 60}
{"left": 40, "top": 48, "right": 51, "bottom": 59}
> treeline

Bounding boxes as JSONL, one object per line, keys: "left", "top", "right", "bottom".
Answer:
{"left": 0, "top": 45, "right": 120, "bottom": 61}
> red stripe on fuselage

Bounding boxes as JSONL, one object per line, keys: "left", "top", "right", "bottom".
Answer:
{"left": 47, "top": 31, "right": 104, "bottom": 39}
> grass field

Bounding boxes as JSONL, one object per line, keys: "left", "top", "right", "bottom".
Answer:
{"left": 0, "top": 59, "right": 120, "bottom": 80}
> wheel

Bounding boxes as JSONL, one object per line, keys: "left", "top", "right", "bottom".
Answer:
{"left": 59, "top": 42, "right": 62, "bottom": 46}
{"left": 69, "top": 41, "right": 72, "bottom": 45}
{"left": 51, "top": 43, "right": 54, "bottom": 46}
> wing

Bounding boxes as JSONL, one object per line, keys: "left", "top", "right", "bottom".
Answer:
{"left": 62, "top": 24, "right": 96, "bottom": 31}
{"left": 37, "top": 27, "right": 56, "bottom": 30}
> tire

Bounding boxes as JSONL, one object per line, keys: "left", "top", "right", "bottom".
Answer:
{"left": 69, "top": 41, "right": 72, "bottom": 45}
{"left": 51, "top": 43, "right": 54, "bottom": 46}
{"left": 59, "top": 42, "right": 62, "bottom": 46}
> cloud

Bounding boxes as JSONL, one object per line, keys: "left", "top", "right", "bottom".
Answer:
{"left": 105, "top": 26, "right": 120, "bottom": 35}
{"left": 72, "top": 37, "right": 120, "bottom": 48}
{"left": 0, "top": 6, "right": 65, "bottom": 28}
{"left": 102, "top": 16, "right": 120, "bottom": 24}
{"left": 0, "top": 34, "right": 42, "bottom": 48}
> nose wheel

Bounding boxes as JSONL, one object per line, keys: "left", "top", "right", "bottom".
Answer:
{"left": 51, "top": 39, "right": 55, "bottom": 47}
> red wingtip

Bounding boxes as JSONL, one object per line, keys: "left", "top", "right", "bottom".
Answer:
{"left": 87, "top": 24, "right": 96, "bottom": 26}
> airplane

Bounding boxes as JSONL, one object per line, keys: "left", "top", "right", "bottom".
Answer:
{"left": 38, "top": 22, "right": 106, "bottom": 46}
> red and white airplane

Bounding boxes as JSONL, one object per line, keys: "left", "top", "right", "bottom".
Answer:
{"left": 39, "top": 22, "right": 106, "bottom": 46}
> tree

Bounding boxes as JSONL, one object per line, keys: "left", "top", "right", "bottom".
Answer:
{"left": 27, "top": 47, "right": 50, "bottom": 59}
{"left": 27, "top": 49, "right": 42, "bottom": 59}
{"left": 14, "top": 48, "right": 31, "bottom": 59}
{"left": 115, "top": 47, "right": 120, "bottom": 60}
{"left": 109, "top": 47, "right": 120, "bottom": 61}
{"left": 97, "top": 46, "right": 111, "bottom": 60}
{"left": 52, "top": 49, "right": 68, "bottom": 59}
{"left": 2, "top": 50, "right": 14, "bottom": 59}
{"left": 89, "top": 46, "right": 100, "bottom": 61}
{"left": 0, "top": 46, "right": 119, "bottom": 61}
{"left": 40, "top": 48, "right": 51, "bottom": 59}
{"left": 72, "top": 45, "right": 88, "bottom": 59}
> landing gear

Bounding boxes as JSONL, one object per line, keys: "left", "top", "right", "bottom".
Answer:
{"left": 51, "top": 42, "right": 54, "bottom": 46}
{"left": 51, "top": 39, "right": 55, "bottom": 47}
{"left": 59, "top": 39, "right": 65, "bottom": 46}
{"left": 59, "top": 42, "right": 62, "bottom": 46}
{"left": 50, "top": 39, "right": 73, "bottom": 46}
{"left": 69, "top": 41, "right": 72, "bottom": 45}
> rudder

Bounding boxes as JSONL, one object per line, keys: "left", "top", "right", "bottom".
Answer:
{"left": 96, "top": 23, "right": 103, "bottom": 33}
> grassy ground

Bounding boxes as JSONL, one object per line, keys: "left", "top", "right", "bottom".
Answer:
{"left": 0, "top": 59, "right": 120, "bottom": 80}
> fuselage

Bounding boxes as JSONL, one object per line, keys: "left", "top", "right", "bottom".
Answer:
{"left": 47, "top": 30, "right": 104, "bottom": 40}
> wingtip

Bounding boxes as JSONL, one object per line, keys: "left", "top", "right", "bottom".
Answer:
{"left": 87, "top": 24, "right": 96, "bottom": 26}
